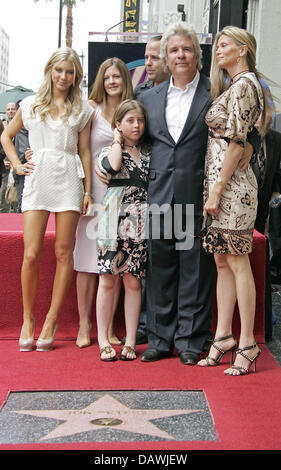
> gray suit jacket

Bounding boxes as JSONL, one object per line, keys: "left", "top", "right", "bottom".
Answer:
{"left": 271, "top": 113, "right": 281, "bottom": 132}
{"left": 139, "top": 73, "right": 212, "bottom": 216}
{"left": 255, "top": 128, "right": 281, "bottom": 233}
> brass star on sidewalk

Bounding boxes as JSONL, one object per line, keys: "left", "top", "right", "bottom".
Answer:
{"left": 11, "top": 393, "right": 203, "bottom": 441}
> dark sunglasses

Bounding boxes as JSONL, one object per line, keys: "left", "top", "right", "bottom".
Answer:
{"left": 196, "top": 214, "right": 212, "bottom": 238}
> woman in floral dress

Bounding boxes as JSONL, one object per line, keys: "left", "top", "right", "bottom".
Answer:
{"left": 198, "top": 27, "right": 269, "bottom": 375}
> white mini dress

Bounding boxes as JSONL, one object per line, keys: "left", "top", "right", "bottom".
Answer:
{"left": 20, "top": 95, "right": 94, "bottom": 213}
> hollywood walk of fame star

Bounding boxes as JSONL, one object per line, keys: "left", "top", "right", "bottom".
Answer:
{"left": 10, "top": 393, "right": 203, "bottom": 441}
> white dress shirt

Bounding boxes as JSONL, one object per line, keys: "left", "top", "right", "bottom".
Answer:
{"left": 165, "top": 70, "right": 200, "bottom": 143}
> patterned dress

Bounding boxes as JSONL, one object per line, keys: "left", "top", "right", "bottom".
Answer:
{"left": 97, "top": 146, "right": 150, "bottom": 278}
{"left": 203, "top": 73, "right": 264, "bottom": 255}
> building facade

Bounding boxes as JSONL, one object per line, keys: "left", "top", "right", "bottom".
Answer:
{"left": 0, "top": 26, "right": 9, "bottom": 94}
{"left": 142, "top": 0, "right": 281, "bottom": 110}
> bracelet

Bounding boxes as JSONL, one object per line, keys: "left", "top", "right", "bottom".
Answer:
{"left": 15, "top": 164, "right": 27, "bottom": 174}
{"left": 84, "top": 192, "right": 93, "bottom": 198}
{"left": 112, "top": 140, "right": 123, "bottom": 147}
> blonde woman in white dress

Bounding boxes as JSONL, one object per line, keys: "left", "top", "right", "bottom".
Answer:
{"left": 1, "top": 47, "right": 94, "bottom": 352}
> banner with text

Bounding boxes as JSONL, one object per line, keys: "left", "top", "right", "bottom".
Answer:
{"left": 123, "top": 0, "right": 140, "bottom": 32}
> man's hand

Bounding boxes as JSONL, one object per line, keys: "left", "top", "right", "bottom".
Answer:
{"left": 239, "top": 142, "right": 253, "bottom": 171}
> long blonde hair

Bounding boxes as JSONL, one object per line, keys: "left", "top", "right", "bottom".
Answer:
{"left": 31, "top": 47, "right": 83, "bottom": 122}
{"left": 210, "top": 26, "right": 270, "bottom": 134}
{"left": 89, "top": 57, "right": 133, "bottom": 107}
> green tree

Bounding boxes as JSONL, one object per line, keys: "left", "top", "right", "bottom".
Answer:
{"left": 34, "top": 0, "right": 85, "bottom": 48}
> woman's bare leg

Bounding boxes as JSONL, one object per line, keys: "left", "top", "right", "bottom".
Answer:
{"left": 76, "top": 271, "right": 98, "bottom": 347}
{"left": 38, "top": 211, "right": 80, "bottom": 340}
{"left": 224, "top": 254, "right": 259, "bottom": 375}
{"left": 20, "top": 210, "right": 50, "bottom": 339}
{"left": 198, "top": 253, "right": 237, "bottom": 366}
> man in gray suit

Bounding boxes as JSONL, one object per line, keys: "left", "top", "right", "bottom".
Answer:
{"left": 138, "top": 23, "right": 216, "bottom": 365}
{"left": 134, "top": 35, "right": 170, "bottom": 345}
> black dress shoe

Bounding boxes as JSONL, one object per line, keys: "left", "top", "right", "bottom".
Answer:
{"left": 135, "top": 331, "right": 148, "bottom": 345}
{"left": 141, "top": 348, "right": 172, "bottom": 362}
{"left": 179, "top": 351, "right": 199, "bottom": 365}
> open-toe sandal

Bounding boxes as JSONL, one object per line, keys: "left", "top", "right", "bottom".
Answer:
{"left": 225, "top": 343, "right": 261, "bottom": 376}
{"left": 100, "top": 345, "right": 117, "bottom": 362}
{"left": 120, "top": 345, "right": 137, "bottom": 361}
{"left": 200, "top": 334, "right": 238, "bottom": 366}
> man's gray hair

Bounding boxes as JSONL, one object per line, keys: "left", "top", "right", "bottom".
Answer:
{"left": 160, "top": 22, "right": 203, "bottom": 73}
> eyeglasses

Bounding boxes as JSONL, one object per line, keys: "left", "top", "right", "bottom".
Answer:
{"left": 196, "top": 214, "right": 212, "bottom": 238}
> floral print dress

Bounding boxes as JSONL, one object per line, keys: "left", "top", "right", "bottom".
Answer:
{"left": 203, "top": 73, "right": 264, "bottom": 255}
{"left": 97, "top": 146, "right": 150, "bottom": 278}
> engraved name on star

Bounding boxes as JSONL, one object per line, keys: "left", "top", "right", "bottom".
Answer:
{"left": 11, "top": 393, "right": 203, "bottom": 441}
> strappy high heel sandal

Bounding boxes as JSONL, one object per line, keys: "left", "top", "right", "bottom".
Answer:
{"left": 225, "top": 343, "right": 261, "bottom": 375}
{"left": 198, "top": 334, "right": 238, "bottom": 367}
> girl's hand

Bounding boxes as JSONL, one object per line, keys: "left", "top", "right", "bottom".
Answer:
{"left": 82, "top": 193, "right": 93, "bottom": 215}
{"left": 25, "top": 147, "right": 34, "bottom": 161}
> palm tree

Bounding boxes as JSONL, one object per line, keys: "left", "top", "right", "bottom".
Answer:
{"left": 34, "top": 0, "right": 85, "bottom": 48}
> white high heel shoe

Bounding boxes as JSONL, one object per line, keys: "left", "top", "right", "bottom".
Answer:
{"left": 19, "top": 320, "right": 35, "bottom": 352}
{"left": 36, "top": 324, "right": 58, "bottom": 352}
